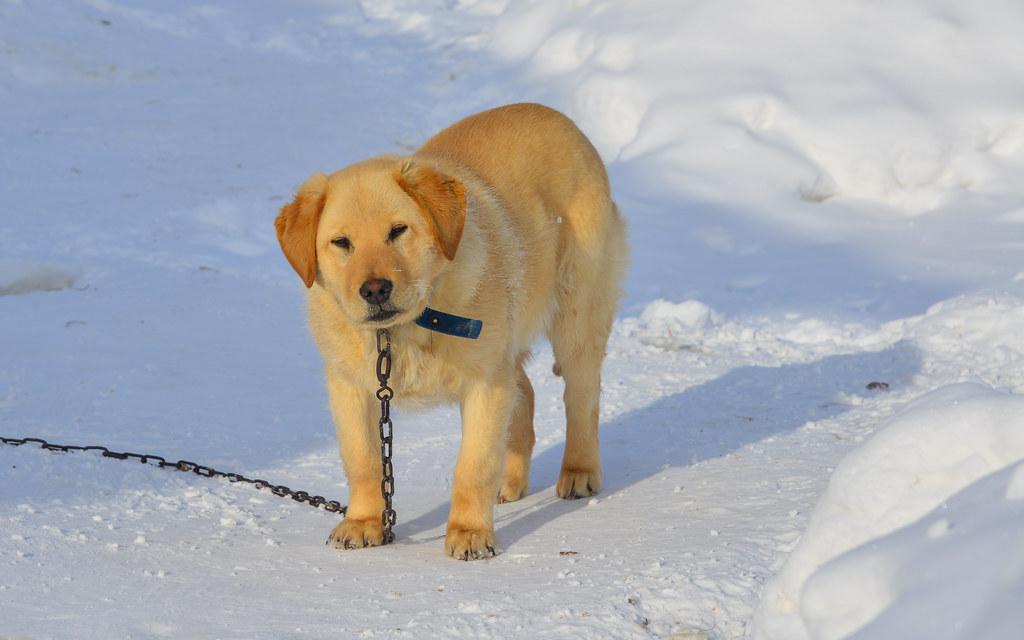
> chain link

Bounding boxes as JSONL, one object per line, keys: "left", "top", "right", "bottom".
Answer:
{"left": 0, "top": 435, "right": 347, "bottom": 514}
{"left": 376, "top": 328, "right": 398, "bottom": 545}
{"left": 1, "top": 332, "right": 400, "bottom": 542}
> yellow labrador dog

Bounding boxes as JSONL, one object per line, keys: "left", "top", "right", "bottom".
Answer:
{"left": 275, "top": 103, "right": 627, "bottom": 559}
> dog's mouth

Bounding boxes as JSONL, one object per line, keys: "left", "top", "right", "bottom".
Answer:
{"left": 366, "top": 306, "right": 402, "bottom": 323}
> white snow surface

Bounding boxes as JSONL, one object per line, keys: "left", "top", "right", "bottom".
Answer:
{"left": 753, "top": 383, "right": 1024, "bottom": 639}
{"left": 2, "top": 1, "right": 1024, "bottom": 638}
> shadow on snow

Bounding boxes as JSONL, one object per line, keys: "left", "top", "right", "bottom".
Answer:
{"left": 398, "top": 341, "right": 921, "bottom": 547}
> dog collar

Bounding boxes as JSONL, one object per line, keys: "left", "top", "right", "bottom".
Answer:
{"left": 415, "top": 307, "right": 483, "bottom": 339}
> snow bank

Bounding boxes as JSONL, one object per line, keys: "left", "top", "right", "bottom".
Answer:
{"left": 880, "top": 295, "right": 1024, "bottom": 397}
{"left": 903, "top": 296, "right": 1024, "bottom": 374}
{"left": 630, "top": 297, "right": 891, "bottom": 362}
{"left": 361, "top": 0, "right": 1024, "bottom": 317}
{"left": 380, "top": 0, "right": 1024, "bottom": 225}
{"left": 753, "top": 383, "right": 1024, "bottom": 639}
{"left": 800, "top": 461, "right": 1024, "bottom": 640}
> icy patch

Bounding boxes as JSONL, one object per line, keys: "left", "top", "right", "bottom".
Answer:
{"left": 753, "top": 383, "right": 1024, "bottom": 639}
{"left": 0, "top": 263, "right": 76, "bottom": 296}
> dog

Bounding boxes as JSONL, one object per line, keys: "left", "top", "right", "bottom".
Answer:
{"left": 274, "top": 103, "right": 627, "bottom": 559}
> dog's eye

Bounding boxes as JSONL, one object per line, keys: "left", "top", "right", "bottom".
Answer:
{"left": 388, "top": 224, "right": 408, "bottom": 242}
{"left": 331, "top": 237, "right": 352, "bottom": 250}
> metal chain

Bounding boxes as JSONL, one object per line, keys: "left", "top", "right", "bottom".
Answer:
{"left": 0, "top": 332, "right": 400, "bottom": 542}
{"left": 0, "top": 435, "right": 346, "bottom": 514}
{"left": 375, "top": 328, "right": 397, "bottom": 545}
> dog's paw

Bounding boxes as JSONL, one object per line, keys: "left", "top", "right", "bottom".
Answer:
{"left": 497, "top": 482, "right": 527, "bottom": 504}
{"left": 556, "top": 466, "right": 602, "bottom": 499}
{"left": 326, "top": 517, "right": 385, "bottom": 550}
{"left": 445, "top": 526, "right": 498, "bottom": 561}
{"left": 497, "top": 474, "right": 528, "bottom": 504}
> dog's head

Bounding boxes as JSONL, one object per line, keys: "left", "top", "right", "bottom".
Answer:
{"left": 274, "top": 157, "right": 467, "bottom": 328}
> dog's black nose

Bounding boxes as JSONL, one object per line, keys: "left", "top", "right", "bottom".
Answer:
{"left": 359, "top": 278, "right": 393, "bottom": 305}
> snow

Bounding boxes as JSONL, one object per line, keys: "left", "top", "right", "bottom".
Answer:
{"left": 801, "top": 460, "right": 1024, "bottom": 640}
{"left": 0, "top": 263, "right": 77, "bottom": 296}
{"left": 753, "top": 383, "right": 1024, "bottom": 639}
{"left": 2, "top": 1, "right": 1024, "bottom": 638}
{"left": 636, "top": 299, "right": 723, "bottom": 350}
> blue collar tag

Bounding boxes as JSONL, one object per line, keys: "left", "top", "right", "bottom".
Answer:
{"left": 415, "top": 307, "right": 483, "bottom": 339}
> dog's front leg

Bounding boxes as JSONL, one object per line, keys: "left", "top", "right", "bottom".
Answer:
{"left": 324, "top": 373, "right": 386, "bottom": 549}
{"left": 446, "top": 376, "right": 515, "bottom": 560}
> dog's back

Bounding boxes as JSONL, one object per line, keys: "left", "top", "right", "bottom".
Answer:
{"left": 417, "top": 103, "right": 627, "bottom": 348}
{"left": 417, "top": 103, "right": 611, "bottom": 215}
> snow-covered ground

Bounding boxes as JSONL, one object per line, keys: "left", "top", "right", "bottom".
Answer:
{"left": 2, "top": 1, "right": 1023, "bottom": 638}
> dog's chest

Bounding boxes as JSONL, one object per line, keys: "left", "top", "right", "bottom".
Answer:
{"left": 386, "top": 342, "right": 465, "bottom": 406}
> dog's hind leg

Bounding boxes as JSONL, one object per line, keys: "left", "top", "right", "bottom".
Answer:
{"left": 550, "top": 324, "right": 607, "bottom": 499}
{"left": 548, "top": 198, "right": 626, "bottom": 500}
{"left": 498, "top": 358, "right": 535, "bottom": 503}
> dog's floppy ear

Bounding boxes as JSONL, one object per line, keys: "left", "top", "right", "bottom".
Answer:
{"left": 275, "top": 173, "right": 329, "bottom": 287}
{"left": 395, "top": 160, "right": 467, "bottom": 261}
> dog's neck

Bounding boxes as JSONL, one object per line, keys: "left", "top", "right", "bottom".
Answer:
{"left": 415, "top": 188, "right": 490, "bottom": 332}
{"left": 368, "top": 190, "right": 488, "bottom": 351}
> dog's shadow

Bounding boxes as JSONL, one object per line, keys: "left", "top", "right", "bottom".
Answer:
{"left": 398, "top": 341, "right": 920, "bottom": 547}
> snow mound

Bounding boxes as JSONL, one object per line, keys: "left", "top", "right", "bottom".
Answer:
{"left": 800, "top": 462, "right": 1024, "bottom": 640}
{"left": 629, "top": 297, "right": 892, "bottom": 361}
{"left": 636, "top": 299, "right": 722, "bottom": 350}
{"left": 506, "top": 0, "right": 1024, "bottom": 217}
{"left": 379, "top": 0, "right": 1024, "bottom": 222}
{"left": 909, "top": 296, "right": 1024, "bottom": 361}
{"left": 753, "top": 383, "right": 1024, "bottom": 639}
